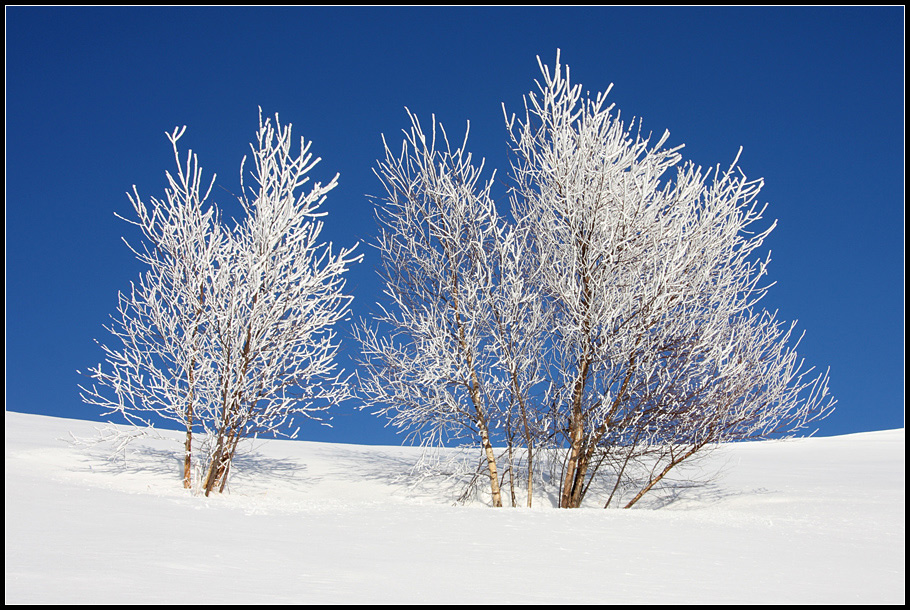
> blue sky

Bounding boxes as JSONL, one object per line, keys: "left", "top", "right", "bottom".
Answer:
{"left": 6, "top": 7, "right": 904, "bottom": 444}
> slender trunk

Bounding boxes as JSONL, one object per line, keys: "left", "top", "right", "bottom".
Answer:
{"left": 569, "top": 352, "right": 639, "bottom": 507}
{"left": 506, "top": 417, "right": 516, "bottom": 507}
{"left": 509, "top": 368, "right": 534, "bottom": 508}
{"left": 463, "top": 353, "right": 502, "bottom": 507}
{"left": 471, "top": 398, "right": 503, "bottom": 507}
{"left": 203, "top": 380, "right": 234, "bottom": 497}
{"left": 469, "top": 369, "right": 502, "bottom": 507}
{"left": 623, "top": 444, "right": 701, "bottom": 509}
{"left": 476, "top": 411, "right": 503, "bottom": 507}
{"left": 205, "top": 308, "right": 255, "bottom": 496}
{"left": 447, "top": 254, "right": 502, "bottom": 507}
{"left": 526, "top": 449, "right": 533, "bottom": 508}
{"left": 183, "top": 421, "right": 193, "bottom": 489}
{"left": 217, "top": 431, "right": 244, "bottom": 494}
{"left": 567, "top": 446, "right": 592, "bottom": 508}
{"left": 560, "top": 230, "right": 596, "bottom": 509}
{"left": 203, "top": 400, "right": 236, "bottom": 496}
{"left": 560, "top": 355, "right": 590, "bottom": 508}
{"left": 184, "top": 355, "right": 196, "bottom": 489}
{"left": 202, "top": 435, "right": 225, "bottom": 497}
{"left": 212, "top": 440, "right": 233, "bottom": 493}
{"left": 184, "top": 281, "right": 206, "bottom": 490}
{"left": 204, "top": 407, "right": 246, "bottom": 497}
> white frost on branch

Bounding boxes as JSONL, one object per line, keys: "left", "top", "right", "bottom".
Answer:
{"left": 360, "top": 50, "right": 835, "bottom": 509}
{"left": 80, "top": 109, "right": 360, "bottom": 495}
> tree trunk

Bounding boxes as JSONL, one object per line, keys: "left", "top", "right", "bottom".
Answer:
{"left": 567, "top": 447, "right": 591, "bottom": 508}
{"left": 506, "top": 425, "right": 517, "bottom": 507}
{"left": 474, "top": 398, "right": 503, "bottom": 508}
{"left": 203, "top": 425, "right": 229, "bottom": 497}
{"left": 450, "top": 265, "right": 502, "bottom": 507}
{"left": 217, "top": 432, "right": 243, "bottom": 494}
{"left": 183, "top": 425, "right": 192, "bottom": 489}
{"left": 202, "top": 444, "right": 222, "bottom": 497}
{"left": 560, "top": 355, "right": 591, "bottom": 508}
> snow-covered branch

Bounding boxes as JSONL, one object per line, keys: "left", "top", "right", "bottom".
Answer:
{"left": 80, "top": 110, "right": 360, "bottom": 495}
{"left": 363, "top": 50, "right": 835, "bottom": 508}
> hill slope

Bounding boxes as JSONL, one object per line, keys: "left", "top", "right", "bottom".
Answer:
{"left": 5, "top": 411, "right": 904, "bottom": 603}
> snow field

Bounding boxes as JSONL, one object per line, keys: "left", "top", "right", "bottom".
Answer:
{"left": 5, "top": 411, "right": 904, "bottom": 604}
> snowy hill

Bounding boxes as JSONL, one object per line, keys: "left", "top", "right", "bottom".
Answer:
{"left": 4, "top": 411, "right": 904, "bottom": 604}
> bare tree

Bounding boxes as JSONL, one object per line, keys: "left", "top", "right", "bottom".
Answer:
{"left": 78, "top": 125, "right": 225, "bottom": 489}
{"left": 355, "top": 111, "right": 511, "bottom": 507}
{"left": 361, "top": 52, "right": 834, "bottom": 509}
{"left": 80, "top": 110, "right": 360, "bottom": 495}
{"left": 198, "top": 110, "right": 361, "bottom": 496}
{"left": 505, "top": 52, "right": 835, "bottom": 507}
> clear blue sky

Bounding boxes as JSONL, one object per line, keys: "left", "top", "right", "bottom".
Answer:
{"left": 6, "top": 7, "right": 904, "bottom": 444}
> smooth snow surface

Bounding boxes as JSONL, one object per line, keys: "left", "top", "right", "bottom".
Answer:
{"left": 5, "top": 411, "right": 904, "bottom": 604}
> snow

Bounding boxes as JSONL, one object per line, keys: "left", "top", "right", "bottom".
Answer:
{"left": 5, "top": 411, "right": 904, "bottom": 604}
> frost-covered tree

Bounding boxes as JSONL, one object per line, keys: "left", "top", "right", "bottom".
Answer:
{"left": 77, "top": 125, "right": 225, "bottom": 489}
{"left": 355, "top": 111, "right": 518, "bottom": 506}
{"left": 506, "top": 52, "right": 835, "bottom": 508}
{"left": 197, "top": 111, "right": 361, "bottom": 496}
{"left": 79, "top": 110, "right": 360, "bottom": 495}
{"left": 361, "top": 52, "right": 834, "bottom": 508}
